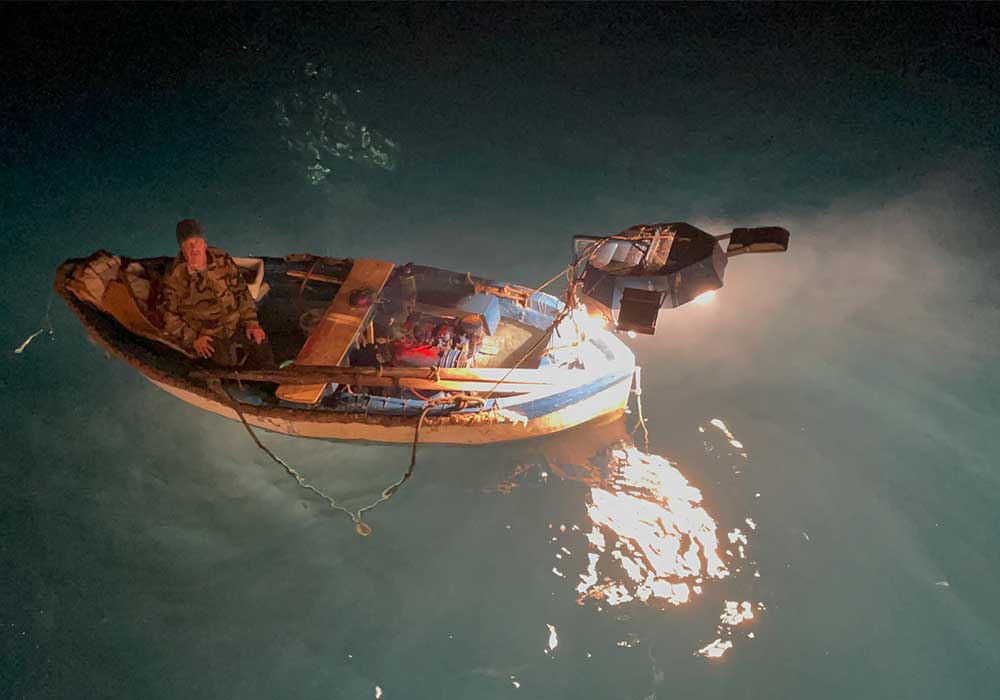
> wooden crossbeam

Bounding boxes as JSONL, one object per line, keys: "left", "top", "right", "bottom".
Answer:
{"left": 275, "top": 259, "right": 395, "bottom": 404}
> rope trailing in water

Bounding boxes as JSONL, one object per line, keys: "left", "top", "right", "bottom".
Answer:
{"left": 13, "top": 292, "right": 55, "bottom": 355}
{"left": 631, "top": 365, "right": 650, "bottom": 452}
{"left": 355, "top": 394, "right": 483, "bottom": 518}
{"left": 218, "top": 381, "right": 482, "bottom": 536}
{"left": 220, "top": 383, "right": 372, "bottom": 534}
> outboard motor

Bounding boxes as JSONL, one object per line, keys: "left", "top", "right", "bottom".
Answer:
{"left": 574, "top": 222, "right": 789, "bottom": 335}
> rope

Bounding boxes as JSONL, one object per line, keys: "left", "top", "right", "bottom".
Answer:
{"left": 478, "top": 234, "right": 619, "bottom": 401}
{"left": 219, "top": 382, "right": 482, "bottom": 536}
{"left": 528, "top": 264, "right": 573, "bottom": 297}
{"left": 221, "top": 383, "right": 373, "bottom": 533}
{"left": 13, "top": 292, "right": 55, "bottom": 355}
{"left": 368, "top": 403, "right": 432, "bottom": 505}
{"left": 481, "top": 254, "right": 590, "bottom": 402}
{"left": 352, "top": 393, "right": 483, "bottom": 521}
{"left": 481, "top": 298, "right": 576, "bottom": 402}
{"left": 515, "top": 235, "right": 609, "bottom": 326}
{"left": 407, "top": 386, "right": 434, "bottom": 402}
{"left": 632, "top": 366, "right": 649, "bottom": 452}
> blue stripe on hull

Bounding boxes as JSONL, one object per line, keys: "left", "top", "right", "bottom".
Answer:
{"left": 511, "top": 371, "right": 634, "bottom": 420}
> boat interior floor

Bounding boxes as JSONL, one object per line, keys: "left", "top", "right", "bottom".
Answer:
{"left": 473, "top": 319, "right": 548, "bottom": 369}
{"left": 255, "top": 296, "right": 315, "bottom": 366}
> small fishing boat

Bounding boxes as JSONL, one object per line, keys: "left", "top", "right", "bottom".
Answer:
{"left": 54, "top": 222, "right": 787, "bottom": 445}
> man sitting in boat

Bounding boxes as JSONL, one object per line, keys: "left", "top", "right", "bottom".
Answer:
{"left": 157, "top": 219, "right": 275, "bottom": 369}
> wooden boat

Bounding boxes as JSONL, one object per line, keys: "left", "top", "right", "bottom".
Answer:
{"left": 55, "top": 253, "right": 636, "bottom": 444}
{"left": 54, "top": 222, "right": 787, "bottom": 446}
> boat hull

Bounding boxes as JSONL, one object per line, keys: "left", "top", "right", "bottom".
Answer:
{"left": 148, "top": 371, "right": 633, "bottom": 444}
{"left": 56, "top": 255, "right": 637, "bottom": 445}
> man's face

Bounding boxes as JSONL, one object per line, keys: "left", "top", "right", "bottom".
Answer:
{"left": 181, "top": 237, "right": 208, "bottom": 271}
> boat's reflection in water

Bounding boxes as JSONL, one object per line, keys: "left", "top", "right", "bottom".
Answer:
{"left": 511, "top": 414, "right": 761, "bottom": 660}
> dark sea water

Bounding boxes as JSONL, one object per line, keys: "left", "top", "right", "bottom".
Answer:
{"left": 3, "top": 5, "right": 1000, "bottom": 699}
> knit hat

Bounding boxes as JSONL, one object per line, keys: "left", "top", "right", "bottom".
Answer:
{"left": 175, "top": 219, "right": 205, "bottom": 245}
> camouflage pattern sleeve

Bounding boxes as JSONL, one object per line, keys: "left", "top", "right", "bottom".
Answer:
{"left": 220, "top": 253, "right": 259, "bottom": 326}
{"left": 157, "top": 266, "right": 199, "bottom": 349}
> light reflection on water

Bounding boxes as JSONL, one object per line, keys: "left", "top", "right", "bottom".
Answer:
{"left": 574, "top": 442, "right": 729, "bottom": 608}
{"left": 518, "top": 414, "right": 763, "bottom": 659}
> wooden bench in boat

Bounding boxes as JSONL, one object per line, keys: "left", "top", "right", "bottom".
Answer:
{"left": 276, "top": 259, "right": 396, "bottom": 404}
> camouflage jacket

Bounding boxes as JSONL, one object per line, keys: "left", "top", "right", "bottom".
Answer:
{"left": 157, "top": 247, "right": 258, "bottom": 349}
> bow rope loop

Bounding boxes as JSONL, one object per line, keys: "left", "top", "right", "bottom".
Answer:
{"left": 374, "top": 392, "right": 485, "bottom": 502}
{"left": 218, "top": 380, "right": 369, "bottom": 530}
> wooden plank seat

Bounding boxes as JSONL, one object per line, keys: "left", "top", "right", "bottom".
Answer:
{"left": 276, "top": 259, "right": 395, "bottom": 404}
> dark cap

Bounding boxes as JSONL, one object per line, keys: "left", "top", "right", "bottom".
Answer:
{"left": 175, "top": 219, "right": 204, "bottom": 245}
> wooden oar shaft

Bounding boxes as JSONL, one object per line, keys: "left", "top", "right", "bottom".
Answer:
{"left": 192, "top": 364, "right": 576, "bottom": 391}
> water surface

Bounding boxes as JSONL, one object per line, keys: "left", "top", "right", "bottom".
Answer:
{"left": 3, "top": 5, "right": 999, "bottom": 699}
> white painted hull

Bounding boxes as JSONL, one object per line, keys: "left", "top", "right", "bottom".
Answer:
{"left": 148, "top": 372, "right": 633, "bottom": 445}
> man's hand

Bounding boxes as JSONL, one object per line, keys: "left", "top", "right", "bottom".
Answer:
{"left": 245, "top": 323, "right": 267, "bottom": 344}
{"left": 193, "top": 335, "right": 215, "bottom": 358}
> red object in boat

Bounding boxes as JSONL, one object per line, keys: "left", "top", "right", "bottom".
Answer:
{"left": 392, "top": 342, "right": 441, "bottom": 367}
